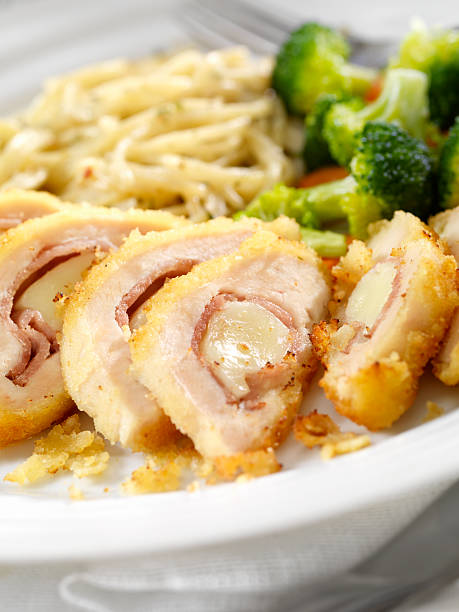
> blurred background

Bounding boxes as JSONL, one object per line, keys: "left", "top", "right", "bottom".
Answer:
{"left": 1, "top": 0, "right": 459, "bottom": 112}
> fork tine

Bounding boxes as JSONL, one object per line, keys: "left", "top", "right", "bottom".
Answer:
{"left": 200, "top": 0, "right": 297, "bottom": 40}
{"left": 181, "top": 8, "right": 243, "bottom": 50}
{"left": 182, "top": 1, "right": 281, "bottom": 54}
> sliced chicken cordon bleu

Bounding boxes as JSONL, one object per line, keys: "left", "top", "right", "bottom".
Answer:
{"left": 60, "top": 217, "right": 301, "bottom": 452}
{"left": 0, "top": 207, "right": 186, "bottom": 446}
{"left": 0, "top": 189, "right": 64, "bottom": 231}
{"left": 313, "top": 211, "right": 458, "bottom": 430}
{"left": 130, "top": 231, "right": 330, "bottom": 458}
{"left": 430, "top": 207, "right": 459, "bottom": 385}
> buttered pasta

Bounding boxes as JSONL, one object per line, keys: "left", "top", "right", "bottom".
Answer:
{"left": 0, "top": 47, "right": 298, "bottom": 220}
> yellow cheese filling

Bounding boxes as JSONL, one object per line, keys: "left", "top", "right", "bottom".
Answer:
{"left": 15, "top": 251, "right": 95, "bottom": 330}
{"left": 345, "top": 260, "right": 397, "bottom": 330}
{"left": 201, "top": 300, "right": 290, "bottom": 399}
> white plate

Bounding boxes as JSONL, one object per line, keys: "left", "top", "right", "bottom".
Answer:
{"left": 0, "top": 0, "right": 458, "bottom": 564}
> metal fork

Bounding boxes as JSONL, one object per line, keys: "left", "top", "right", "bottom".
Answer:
{"left": 181, "top": 0, "right": 399, "bottom": 67}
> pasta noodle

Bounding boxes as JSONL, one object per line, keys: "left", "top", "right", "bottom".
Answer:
{"left": 0, "top": 47, "right": 298, "bottom": 220}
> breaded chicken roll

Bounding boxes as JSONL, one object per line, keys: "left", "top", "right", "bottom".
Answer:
{"left": 0, "top": 189, "right": 64, "bottom": 231}
{"left": 130, "top": 231, "right": 330, "bottom": 458}
{"left": 0, "top": 207, "right": 186, "bottom": 446}
{"left": 61, "top": 217, "right": 301, "bottom": 452}
{"left": 313, "top": 212, "right": 458, "bottom": 430}
{"left": 430, "top": 207, "right": 459, "bottom": 385}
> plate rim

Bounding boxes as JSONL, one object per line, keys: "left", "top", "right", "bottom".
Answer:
{"left": 1, "top": 410, "right": 458, "bottom": 563}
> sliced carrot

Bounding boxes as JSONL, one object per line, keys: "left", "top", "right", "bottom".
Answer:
{"left": 298, "top": 166, "right": 349, "bottom": 188}
{"left": 365, "top": 75, "right": 383, "bottom": 103}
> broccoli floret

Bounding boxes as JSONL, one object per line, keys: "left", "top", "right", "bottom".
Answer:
{"left": 304, "top": 94, "right": 364, "bottom": 170}
{"left": 238, "top": 122, "right": 435, "bottom": 240}
{"left": 272, "top": 22, "right": 377, "bottom": 115}
{"left": 323, "top": 68, "right": 429, "bottom": 167}
{"left": 428, "top": 56, "right": 459, "bottom": 130}
{"left": 233, "top": 184, "right": 346, "bottom": 257}
{"left": 438, "top": 117, "right": 459, "bottom": 209}
{"left": 350, "top": 121, "right": 435, "bottom": 220}
{"left": 391, "top": 21, "right": 459, "bottom": 129}
{"left": 234, "top": 184, "right": 320, "bottom": 227}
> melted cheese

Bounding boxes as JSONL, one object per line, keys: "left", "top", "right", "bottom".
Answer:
{"left": 15, "top": 252, "right": 95, "bottom": 330}
{"left": 129, "top": 305, "right": 147, "bottom": 332}
{"left": 345, "top": 260, "right": 397, "bottom": 330}
{"left": 201, "top": 301, "right": 289, "bottom": 399}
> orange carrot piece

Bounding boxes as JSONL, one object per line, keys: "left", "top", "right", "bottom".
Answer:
{"left": 298, "top": 166, "right": 349, "bottom": 188}
{"left": 365, "top": 76, "right": 383, "bottom": 103}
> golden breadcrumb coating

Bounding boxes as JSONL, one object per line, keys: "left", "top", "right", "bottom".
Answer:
{"left": 430, "top": 208, "right": 459, "bottom": 385}
{"left": 0, "top": 205, "right": 186, "bottom": 447}
{"left": 0, "top": 189, "right": 64, "bottom": 230}
{"left": 312, "top": 214, "right": 458, "bottom": 430}
{"left": 434, "top": 343, "right": 459, "bottom": 386}
{"left": 330, "top": 241, "right": 374, "bottom": 316}
{"left": 61, "top": 216, "right": 298, "bottom": 453}
{"left": 130, "top": 230, "right": 329, "bottom": 457}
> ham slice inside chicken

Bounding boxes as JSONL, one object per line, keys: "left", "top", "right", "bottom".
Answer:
{"left": 130, "top": 231, "right": 330, "bottom": 457}
{"left": 61, "top": 218, "right": 293, "bottom": 451}
{"left": 195, "top": 295, "right": 297, "bottom": 405}
{"left": 313, "top": 212, "right": 458, "bottom": 430}
{"left": 4, "top": 239, "right": 111, "bottom": 386}
{"left": 0, "top": 206, "right": 187, "bottom": 446}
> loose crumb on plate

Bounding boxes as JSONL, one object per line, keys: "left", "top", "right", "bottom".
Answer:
{"left": 205, "top": 448, "right": 282, "bottom": 484}
{"left": 122, "top": 460, "right": 183, "bottom": 495}
{"left": 68, "top": 483, "right": 85, "bottom": 501}
{"left": 4, "top": 414, "right": 109, "bottom": 485}
{"left": 122, "top": 443, "right": 281, "bottom": 495}
{"left": 294, "top": 411, "right": 371, "bottom": 460}
{"left": 423, "top": 401, "right": 445, "bottom": 423}
{"left": 122, "top": 437, "right": 200, "bottom": 495}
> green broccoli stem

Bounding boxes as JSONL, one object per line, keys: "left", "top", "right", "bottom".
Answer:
{"left": 303, "top": 175, "right": 357, "bottom": 222}
{"left": 358, "top": 69, "right": 428, "bottom": 140}
{"left": 300, "top": 227, "right": 347, "bottom": 257}
{"left": 341, "top": 63, "right": 378, "bottom": 96}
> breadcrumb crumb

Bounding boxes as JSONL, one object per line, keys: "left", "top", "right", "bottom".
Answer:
{"left": 4, "top": 414, "right": 109, "bottom": 485}
{"left": 187, "top": 480, "right": 201, "bottom": 492}
{"left": 205, "top": 448, "right": 281, "bottom": 484}
{"left": 68, "top": 483, "right": 85, "bottom": 500}
{"left": 423, "top": 401, "right": 445, "bottom": 423}
{"left": 320, "top": 435, "right": 371, "bottom": 460}
{"left": 122, "top": 443, "right": 281, "bottom": 495}
{"left": 294, "top": 411, "right": 371, "bottom": 460}
{"left": 122, "top": 437, "right": 199, "bottom": 495}
{"left": 122, "top": 459, "right": 183, "bottom": 495}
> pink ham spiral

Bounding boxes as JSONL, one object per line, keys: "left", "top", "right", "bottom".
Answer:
{"left": 0, "top": 205, "right": 187, "bottom": 446}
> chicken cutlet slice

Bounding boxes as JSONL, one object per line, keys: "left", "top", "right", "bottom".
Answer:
{"left": 130, "top": 231, "right": 330, "bottom": 458}
{"left": 60, "top": 217, "right": 301, "bottom": 452}
{"left": 0, "top": 189, "right": 64, "bottom": 231}
{"left": 0, "top": 206, "right": 187, "bottom": 446}
{"left": 430, "top": 207, "right": 459, "bottom": 385}
{"left": 313, "top": 211, "right": 458, "bottom": 430}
